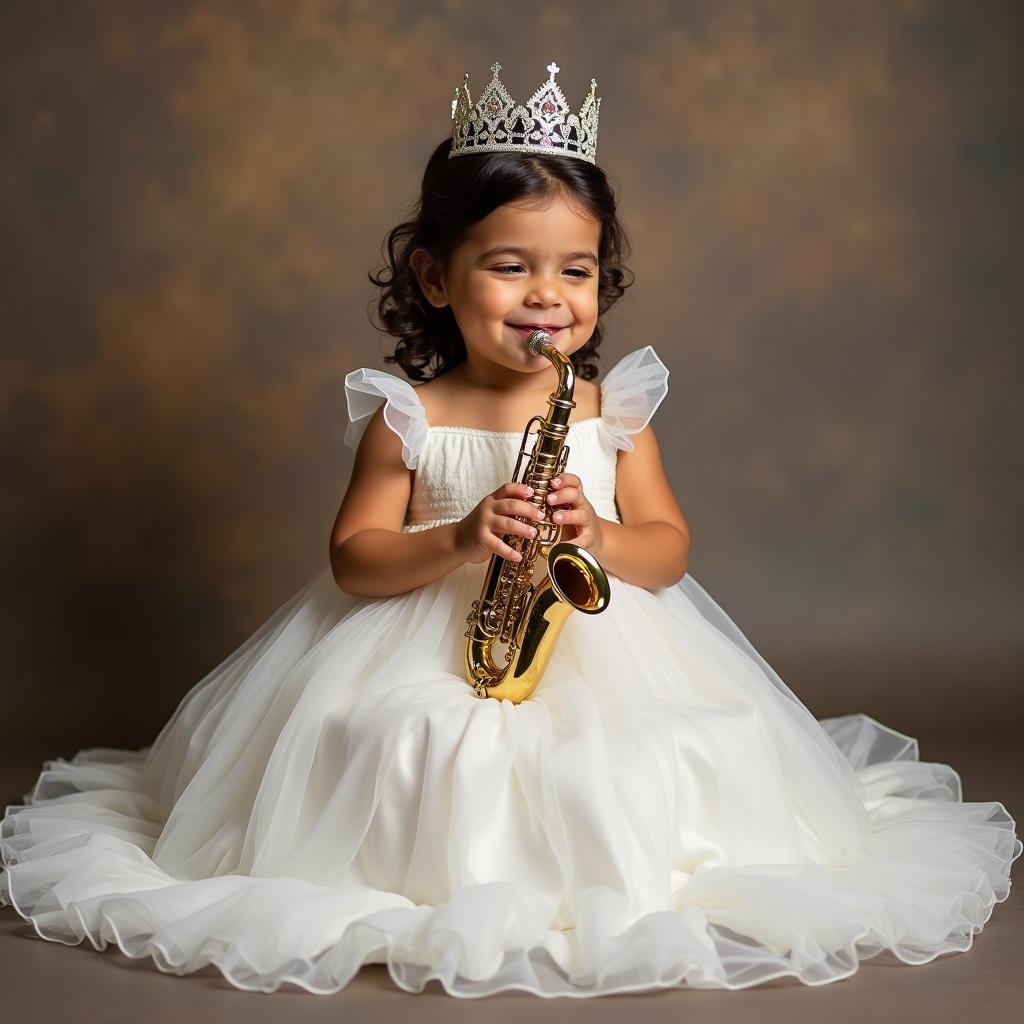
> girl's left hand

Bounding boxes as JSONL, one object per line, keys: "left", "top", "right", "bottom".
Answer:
{"left": 545, "top": 473, "right": 604, "bottom": 555}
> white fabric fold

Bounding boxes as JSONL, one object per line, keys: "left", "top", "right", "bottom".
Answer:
{"left": 598, "top": 346, "right": 670, "bottom": 451}
{"left": 344, "top": 368, "right": 428, "bottom": 470}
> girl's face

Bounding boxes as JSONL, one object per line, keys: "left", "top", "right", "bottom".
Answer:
{"left": 412, "top": 192, "right": 601, "bottom": 390}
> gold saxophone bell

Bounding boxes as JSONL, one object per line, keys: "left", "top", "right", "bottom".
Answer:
{"left": 463, "top": 330, "right": 612, "bottom": 703}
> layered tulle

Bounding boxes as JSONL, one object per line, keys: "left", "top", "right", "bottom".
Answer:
{"left": 2, "top": 563, "right": 1019, "bottom": 996}
{"left": 3, "top": 346, "right": 1018, "bottom": 993}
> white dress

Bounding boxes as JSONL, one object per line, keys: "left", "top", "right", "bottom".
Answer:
{"left": 1, "top": 346, "right": 1019, "bottom": 997}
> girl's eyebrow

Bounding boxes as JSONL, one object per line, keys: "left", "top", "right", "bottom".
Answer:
{"left": 477, "top": 245, "right": 598, "bottom": 264}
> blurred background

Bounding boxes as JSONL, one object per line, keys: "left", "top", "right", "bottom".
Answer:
{"left": 1, "top": 0, "right": 1020, "bottom": 761}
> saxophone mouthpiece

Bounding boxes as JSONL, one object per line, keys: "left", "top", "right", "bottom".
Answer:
{"left": 527, "top": 328, "right": 553, "bottom": 356}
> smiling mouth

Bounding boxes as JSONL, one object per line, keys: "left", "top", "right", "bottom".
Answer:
{"left": 507, "top": 324, "right": 568, "bottom": 334}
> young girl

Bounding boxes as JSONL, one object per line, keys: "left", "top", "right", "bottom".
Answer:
{"left": 1, "top": 60, "right": 1018, "bottom": 999}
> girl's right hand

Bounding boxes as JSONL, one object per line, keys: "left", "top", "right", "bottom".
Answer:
{"left": 454, "top": 482, "right": 545, "bottom": 564}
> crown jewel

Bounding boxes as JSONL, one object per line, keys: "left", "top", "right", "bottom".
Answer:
{"left": 449, "top": 61, "right": 600, "bottom": 164}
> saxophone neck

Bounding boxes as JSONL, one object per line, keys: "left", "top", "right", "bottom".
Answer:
{"left": 535, "top": 338, "right": 575, "bottom": 429}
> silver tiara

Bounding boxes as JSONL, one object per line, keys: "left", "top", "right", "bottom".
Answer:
{"left": 449, "top": 61, "right": 600, "bottom": 165}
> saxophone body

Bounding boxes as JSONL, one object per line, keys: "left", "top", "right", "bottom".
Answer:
{"left": 463, "top": 330, "right": 611, "bottom": 703}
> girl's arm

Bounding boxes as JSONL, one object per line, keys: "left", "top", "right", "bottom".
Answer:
{"left": 330, "top": 406, "right": 463, "bottom": 596}
{"left": 599, "top": 423, "right": 690, "bottom": 589}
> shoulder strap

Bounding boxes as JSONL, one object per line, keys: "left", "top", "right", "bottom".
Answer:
{"left": 344, "top": 368, "right": 428, "bottom": 470}
{"left": 599, "top": 346, "right": 670, "bottom": 451}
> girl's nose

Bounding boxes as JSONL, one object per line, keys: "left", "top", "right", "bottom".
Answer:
{"left": 525, "top": 281, "right": 563, "bottom": 306}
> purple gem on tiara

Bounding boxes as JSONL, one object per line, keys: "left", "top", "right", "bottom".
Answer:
{"left": 540, "top": 136, "right": 553, "bottom": 146}
{"left": 542, "top": 100, "right": 555, "bottom": 114}
{"left": 487, "top": 98, "right": 500, "bottom": 113}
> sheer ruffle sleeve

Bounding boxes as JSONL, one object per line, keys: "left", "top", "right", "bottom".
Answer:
{"left": 598, "top": 345, "right": 670, "bottom": 452}
{"left": 344, "top": 368, "right": 428, "bottom": 470}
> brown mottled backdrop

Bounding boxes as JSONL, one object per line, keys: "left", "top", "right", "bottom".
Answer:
{"left": 1, "top": 0, "right": 1020, "bottom": 757}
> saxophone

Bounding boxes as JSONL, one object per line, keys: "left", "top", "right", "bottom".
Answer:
{"left": 463, "top": 329, "right": 611, "bottom": 703}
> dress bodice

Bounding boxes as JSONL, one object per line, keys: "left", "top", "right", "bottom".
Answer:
{"left": 400, "top": 419, "right": 619, "bottom": 531}
{"left": 344, "top": 347, "right": 670, "bottom": 532}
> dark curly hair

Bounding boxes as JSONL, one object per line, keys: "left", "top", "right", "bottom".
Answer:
{"left": 367, "top": 137, "right": 635, "bottom": 382}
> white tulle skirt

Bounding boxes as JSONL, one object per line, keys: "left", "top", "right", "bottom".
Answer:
{"left": 1, "top": 563, "right": 1019, "bottom": 996}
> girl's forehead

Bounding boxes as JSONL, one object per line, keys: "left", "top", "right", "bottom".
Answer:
{"left": 468, "top": 197, "right": 600, "bottom": 246}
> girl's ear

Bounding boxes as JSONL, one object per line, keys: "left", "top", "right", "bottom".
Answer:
{"left": 410, "top": 248, "right": 449, "bottom": 308}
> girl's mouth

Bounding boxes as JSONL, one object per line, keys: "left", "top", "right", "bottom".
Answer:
{"left": 507, "top": 325, "right": 566, "bottom": 338}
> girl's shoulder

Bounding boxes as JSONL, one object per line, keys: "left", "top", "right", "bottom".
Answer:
{"left": 572, "top": 379, "right": 602, "bottom": 420}
{"left": 408, "top": 374, "right": 451, "bottom": 428}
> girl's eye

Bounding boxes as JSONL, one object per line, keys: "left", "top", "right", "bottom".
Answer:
{"left": 493, "top": 265, "right": 593, "bottom": 278}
